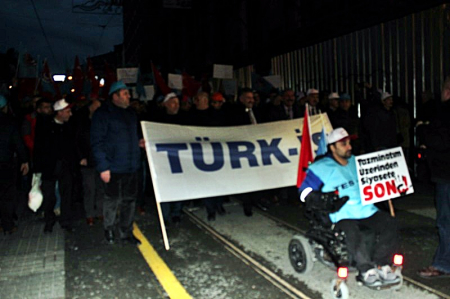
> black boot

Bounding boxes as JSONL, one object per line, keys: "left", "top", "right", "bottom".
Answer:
{"left": 105, "top": 230, "right": 115, "bottom": 244}
{"left": 121, "top": 234, "right": 141, "bottom": 245}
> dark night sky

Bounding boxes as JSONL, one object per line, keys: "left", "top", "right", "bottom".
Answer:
{"left": 0, "top": 0, "right": 123, "bottom": 73}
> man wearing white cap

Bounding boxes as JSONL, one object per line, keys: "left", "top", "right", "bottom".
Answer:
{"left": 299, "top": 127, "right": 400, "bottom": 287}
{"left": 34, "top": 99, "right": 75, "bottom": 233}
{"left": 91, "top": 81, "right": 142, "bottom": 245}
{"left": 305, "top": 88, "right": 321, "bottom": 115}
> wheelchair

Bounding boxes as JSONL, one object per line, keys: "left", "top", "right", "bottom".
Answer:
{"left": 288, "top": 189, "right": 403, "bottom": 299}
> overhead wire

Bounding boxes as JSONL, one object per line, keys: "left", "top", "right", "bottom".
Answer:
{"left": 29, "top": 0, "right": 58, "bottom": 65}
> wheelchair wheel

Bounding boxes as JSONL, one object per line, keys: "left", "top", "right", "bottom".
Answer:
{"left": 330, "top": 279, "right": 349, "bottom": 299}
{"left": 288, "top": 235, "right": 314, "bottom": 274}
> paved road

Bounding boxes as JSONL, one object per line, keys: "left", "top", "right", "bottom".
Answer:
{"left": 1, "top": 179, "right": 448, "bottom": 298}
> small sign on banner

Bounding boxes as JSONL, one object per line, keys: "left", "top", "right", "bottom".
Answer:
{"left": 117, "top": 68, "right": 138, "bottom": 84}
{"left": 168, "top": 73, "right": 183, "bottom": 90}
{"left": 213, "top": 64, "right": 233, "bottom": 79}
{"left": 355, "top": 147, "right": 414, "bottom": 205}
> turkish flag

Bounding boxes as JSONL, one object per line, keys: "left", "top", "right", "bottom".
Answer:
{"left": 151, "top": 62, "right": 172, "bottom": 95}
{"left": 297, "top": 106, "right": 314, "bottom": 187}
{"left": 182, "top": 72, "right": 201, "bottom": 97}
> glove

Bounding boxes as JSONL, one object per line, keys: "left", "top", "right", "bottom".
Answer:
{"left": 303, "top": 190, "right": 349, "bottom": 212}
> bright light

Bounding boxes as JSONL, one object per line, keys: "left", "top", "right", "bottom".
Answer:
{"left": 95, "top": 75, "right": 98, "bottom": 80}
{"left": 53, "top": 75, "right": 66, "bottom": 82}
{"left": 68, "top": 76, "right": 73, "bottom": 80}
{"left": 71, "top": 89, "right": 75, "bottom": 93}
{"left": 9, "top": 85, "right": 12, "bottom": 89}
{"left": 99, "top": 78, "right": 105, "bottom": 87}
{"left": 337, "top": 267, "right": 348, "bottom": 279}
{"left": 393, "top": 254, "right": 404, "bottom": 266}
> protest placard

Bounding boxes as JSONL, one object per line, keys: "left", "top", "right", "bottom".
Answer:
{"left": 143, "top": 85, "right": 155, "bottom": 101}
{"left": 355, "top": 147, "right": 414, "bottom": 205}
{"left": 213, "top": 64, "right": 233, "bottom": 79}
{"left": 116, "top": 67, "right": 138, "bottom": 84}
{"left": 168, "top": 73, "right": 183, "bottom": 90}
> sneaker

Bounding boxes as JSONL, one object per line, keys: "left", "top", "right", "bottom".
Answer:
{"left": 378, "top": 265, "right": 400, "bottom": 284}
{"left": 359, "top": 268, "right": 382, "bottom": 287}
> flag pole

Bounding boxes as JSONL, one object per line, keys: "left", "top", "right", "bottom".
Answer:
{"left": 306, "top": 103, "right": 314, "bottom": 157}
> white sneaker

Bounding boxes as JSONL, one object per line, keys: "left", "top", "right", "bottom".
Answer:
{"left": 359, "top": 268, "right": 382, "bottom": 287}
{"left": 378, "top": 265, "right": 400, "bottom": 284}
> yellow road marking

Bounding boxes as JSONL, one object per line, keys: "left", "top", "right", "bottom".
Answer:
{"left": 133, "top": 223, "right": 192, "bottom": 299}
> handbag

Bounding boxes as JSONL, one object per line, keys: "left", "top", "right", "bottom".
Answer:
{"left": 28, "top": 173, "right": 43, "bottom": 212}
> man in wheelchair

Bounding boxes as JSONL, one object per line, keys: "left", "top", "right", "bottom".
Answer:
{"left": 299, "top": 128, "right": 400, "bottom": 287}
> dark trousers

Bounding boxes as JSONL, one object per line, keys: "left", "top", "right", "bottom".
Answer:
{"left": 0, "top": 180, "right": 16, "bottom": 231}
{"left": 41, "top": 167, "right": 73, "bottom": 227}
{"left": 239, "top": 191, "right": 266, "bottom": 212}
{"left": 204, "top": 196, "right": 225, "bottom": 214}
{"left": 80, "top": 167, "right": 104, "bottom": 218}
{"left": 102, "top": 172, "right": 138, "bottom": 238}
{"left": 336, "top": 211, "right": 398, "bottom": 273}
{"left": 161, "top": 201, "right": 183, "bottom": 223}
{"left": 432, "top": 182, "right": 450, "bottom": 273}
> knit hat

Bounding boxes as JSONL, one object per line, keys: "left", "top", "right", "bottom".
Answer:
{"left": 108, "top": 81, "right": 128, "bottom": 96}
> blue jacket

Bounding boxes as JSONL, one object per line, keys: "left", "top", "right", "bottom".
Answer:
{"left": 299, "top": 155, "right": 378, "bottom": 223}
{"left": 90, "top": 101, "right": 141, "bottom": 174}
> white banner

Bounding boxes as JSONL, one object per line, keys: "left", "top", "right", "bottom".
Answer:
{"left": 355, "top": 147, "right": 414, "bottom": 205}
{"left": 142, "top": 114, "right": 332, "bottom": 203}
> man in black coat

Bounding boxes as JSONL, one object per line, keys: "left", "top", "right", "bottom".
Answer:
{"left": 418, "top": 77, "right": 450, "bottom": 278}
{"left": 0, "top": 95, "right": 29, "bottom": 234}
{"left": 227, "top": 88, "right": 267, "bottom": 216}
{"left": 34, "top": 99, "right": 75, "bottom": 233}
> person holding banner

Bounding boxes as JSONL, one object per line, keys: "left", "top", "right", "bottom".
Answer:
{"left": 299, "top": 127, "right": 401, "bottom": 287}
{"left": 156, "top": 92, "right": 185, "bottom": 225}
{"left": 91, "top": 81, "right": 142, "bottom": 245}
{"left": 228, "top": 88, "right": 267, "bottom": 216}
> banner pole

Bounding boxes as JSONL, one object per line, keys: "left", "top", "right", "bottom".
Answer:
{"left": 388, "top": 199, "right": 396, "bottom": 217}
{"left": 155, "top": 200, "right": 170, "bottom": 250}
{"left": 140, "top": 121, "right": 171, "bottom": 250}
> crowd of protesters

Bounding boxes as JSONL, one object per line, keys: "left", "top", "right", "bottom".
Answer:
{"left": 0, "top": 78, "right": 441, "bottom": 243}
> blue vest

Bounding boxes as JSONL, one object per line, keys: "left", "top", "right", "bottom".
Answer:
{"left": 300, "top": 155, "right": 378, "bottom": 223}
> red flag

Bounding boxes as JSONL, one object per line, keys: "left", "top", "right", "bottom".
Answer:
{"left": 102, "top": 61, "right": 117, "bottom": 98}
{"left": 297, "top": 106, "right": 314, "bottom": 188}
{"left": 151, "top": 62, "right": 172, "bottom": 95}
{"left": 182, "top": 72, "right": 201, "bottom": 97}
{"left": 87, "top": 57, "right": 99, "bottom": 99}
{"left": 72, "top": 56, "right": 84, "bottom": 99}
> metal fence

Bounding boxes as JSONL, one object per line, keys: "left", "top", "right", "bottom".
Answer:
{"left": 235, "top": 4, "right": 450, "bottom": 119}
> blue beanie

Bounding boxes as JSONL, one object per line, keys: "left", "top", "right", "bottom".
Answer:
{"left": 0, "top": 95, "right": 7, "bottom": 109}
{"left": 108, "top": 81, "right": 128, "bottom": 96}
